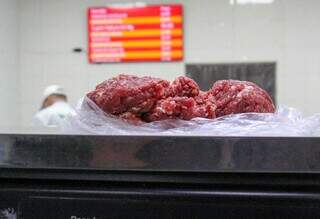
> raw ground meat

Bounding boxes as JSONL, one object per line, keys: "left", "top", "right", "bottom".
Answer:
{"left": 87, "top": 74, "right": 275, "bottom": 124}
{"left": 87, "top": 74, "right": 170, "bottom": 115}
{"left": 210, "top": 80, "right": 275, "bottom": 117}
{"left": 167, "top": 76, "right": 199, "bottom": 97}
{"left": 144, "top": 95, "right": 216, "bottom": 122}
{"left": 144, "top": 97, "right": 193, "bottom": 121}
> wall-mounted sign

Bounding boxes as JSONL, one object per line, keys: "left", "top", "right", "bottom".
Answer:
{"left": 88, "top": 4, "right": 183, "bottom": 63}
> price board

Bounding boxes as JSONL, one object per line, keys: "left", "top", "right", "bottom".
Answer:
{"left": 88, "top": 4, "right": 183, "bottom": 63}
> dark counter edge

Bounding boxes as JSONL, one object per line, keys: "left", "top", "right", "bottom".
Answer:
{"left": 2, "top": 167, "right": 320, "bottom": 188}
{"left": 3, "top": 136, "right": 320, "bottom": 219}
{"left": 1, "top": 134, "right": 320, "bottom": 188}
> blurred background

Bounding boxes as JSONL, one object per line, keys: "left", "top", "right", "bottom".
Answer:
{"left": 0, "top": 0, "right": 319, "bottom": 132}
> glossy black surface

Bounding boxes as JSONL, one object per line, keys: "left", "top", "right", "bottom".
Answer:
{"left": 2, "top": 177, "right": 320, "bottom": 219}
{"left": 0, "top": 134, "right": 320, "bottom": 172}
{"left": 1, "top": 134, "right": 320, "bottom": 218}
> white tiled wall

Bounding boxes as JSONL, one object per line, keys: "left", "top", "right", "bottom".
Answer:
{"left": 2, "top": 0, "right": 320, "bottom": 127}
{"left": 281, "top": 0, "right": 320, "bottom": 112}
{"left": 0, "top": 0, "right": 19, "bottom": 127}
{"left": 18, "top": 0, "right": 186, "bottom": 126}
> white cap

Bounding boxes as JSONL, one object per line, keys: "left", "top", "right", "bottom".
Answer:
{"left": 42, "top": 85, "right": 66, "bottom": 101}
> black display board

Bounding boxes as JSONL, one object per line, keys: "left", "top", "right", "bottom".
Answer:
{"left": 186, "top": 62, "right": 276, "bottom": 103}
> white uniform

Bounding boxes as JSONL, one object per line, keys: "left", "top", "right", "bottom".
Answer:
{"left": 33, "top": 101, "right": 75, "bottom": 127}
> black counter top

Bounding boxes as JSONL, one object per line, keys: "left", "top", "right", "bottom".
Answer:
{"left": 2, "top": 134, "right": 320, "bottom": 218}
{"left": 0, "top": 134, "right": 320, "bottom": 173}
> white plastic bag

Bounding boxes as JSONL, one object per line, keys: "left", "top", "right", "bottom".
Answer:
{"left": 62, "top": 97, "right": 320, "bottom": 136}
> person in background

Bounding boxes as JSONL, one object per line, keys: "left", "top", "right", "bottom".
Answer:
{"left": 33, "top": 85, "right": 75, "bottom": 127}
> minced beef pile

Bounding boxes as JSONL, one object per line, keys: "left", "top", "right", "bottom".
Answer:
{"left": 87, "top": 74, "right": 275, "bottom": 123}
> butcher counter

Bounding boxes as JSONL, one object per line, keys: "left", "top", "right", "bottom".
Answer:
{"left": 1, "top": 134, "right": 320, "bottom": 218}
